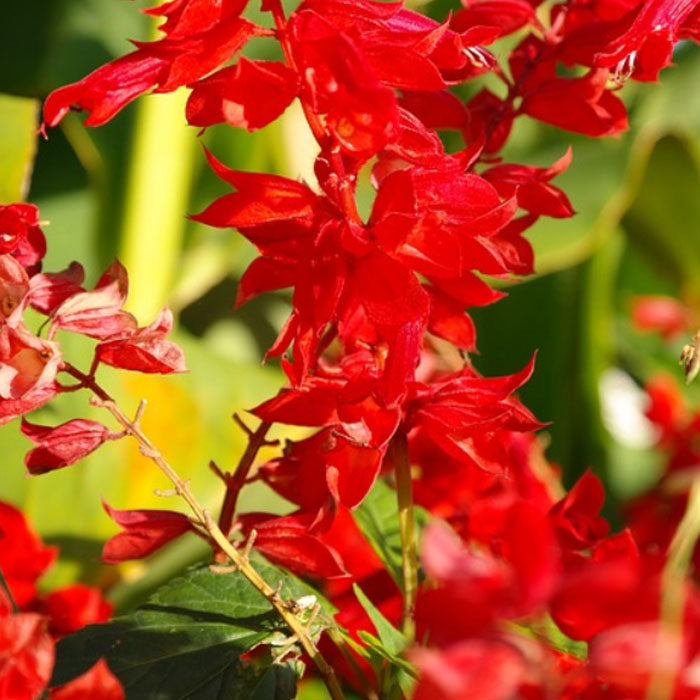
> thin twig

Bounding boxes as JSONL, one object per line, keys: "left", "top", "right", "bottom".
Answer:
{"left": 0, "top": 566, "right": 19, "bottom": 614}
{"left": 217, "top": 416, "right": 272, "bottom": 537}
{"left": 62, "top": 363, "right": 346, "bottom": 700}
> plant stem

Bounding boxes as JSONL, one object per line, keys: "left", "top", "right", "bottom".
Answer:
{"left": 0, "top": 566, "right": 19, "bottom": 614}
{"left": 62, "top": 364, "right": 345, "bottom": 700}
{"left": 646, "top": 477, "right": 700, "bottom": 700}
{"left": 392, "top": 431, "right": 417, "bottom": 641}
{"left": 218, "top": 420, "right": 271, "bottom": 537}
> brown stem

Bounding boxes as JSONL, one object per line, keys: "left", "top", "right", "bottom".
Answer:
{"left": 218, "top": 418, "right": 272, "bottom": 537}
{"left": 0, "top": 566, "right": 19, "bottom": 614}
{"left": 62, "top": 363, "right": 346, "bottom": 700}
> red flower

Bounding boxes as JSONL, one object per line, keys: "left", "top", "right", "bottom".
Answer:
{"left": 28, "top": 262, "right": 85, "bottom": 317}
{"left": 452, "top": 0, "right": 536, "bottom": 38}
{"left": 102, "top": 503, "right": 197, "bottom": 563}
{"left": 259, "top": 428, "right": 384, "bottom": 510}
{"left": 95, "top": 307, "right": 187, "bottom": 374}
{"left": 186, "top": 58, "right": 298, "bottom": 130}
{"left": 22, "top": 418, "right": 117, "bottom": 475}
{"left": 49, "top": 261, "right": 136, "bottom": 341}
{"left": 0, "top": 255, "right": 30, "bottom": 328}
{"left": 411, "top": 639, "right": 526, "bottom": 700}
{"left": 42, "top": 0, "right": 264, "bottom": 129}
{"left": 238, "top": 510, "right": 347, "bottom": 579}
{"left": 631, "top": 295, "right": 691, "bottom": 339}
{"left": 0, "top": 613, "right": 54, "bottom": 700}
{"left": 0, "top": 204, "right": 46, "bottom": 274}
{"left": 0, "top": 325, "right": 61, "bottom": 425}
{"left": 38, "top": 585, "right": 112, "bottom": 639}
{"left": 549, "top": 470, "right": 610, "bottom": 551}
{"left": 289, "top": 10, "right": 399, "bottom": 157}
{"left": 510, "top": 37, "right": 628, "bottom": 137}
{"left": 559, "top": 0, "right": 700, "bottom": 82}
{"left": 481, "top": 148, "right": 575, "bottom": 219}
{"left": 0, "top": 503, "right": 56, "bottom": 610}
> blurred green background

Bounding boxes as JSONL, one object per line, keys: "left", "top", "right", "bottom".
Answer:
{"left": 1, "top": 0, "right": 700, "bottom": 606}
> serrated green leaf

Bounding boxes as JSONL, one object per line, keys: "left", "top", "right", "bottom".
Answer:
{"left": 52, "top": 560, "right": 333, "bottom": 699}
{"left": 353, "top": 480, "right": 429, "bottom": 588}
{"left": 0, "top": 93, "right": 38, "bottom": 202}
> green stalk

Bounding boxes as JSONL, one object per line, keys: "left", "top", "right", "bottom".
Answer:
{"left": 119, "top": 17, "right": 196, "bottom": 321}
{"left": 393, "top": 432, "right": 417, "bottom": 641}
{"left": 646, "top": 478, "right": 700, "bottom": 700}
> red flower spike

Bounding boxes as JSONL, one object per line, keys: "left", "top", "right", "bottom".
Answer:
{"left": 22, "top": 418, "right": 115, "bottom": 475}
{"left": 0, "top": 255, "right": 30, "bottom": 328}
{"left": 0, "top": 502, "right": 57, "bottom": 610}
{"left": 95, "top": 307, "right": 187, "bottom": 374}
{"left": 39, "top": 585, "right": 112, "bottom": 639}
{"left": 0, "top": 204, "right": 46, "bottom": 274}
{"left": 28, "top": 262, "right": 85, "bottom": 316}
{"left": 102, "top": 503, "right": 195, "bottom": 563}
{"left": 42, "top": 3, "right": 264, "bottom": 129}
{"left": 0, "top": 613, "right": 54, "bottom": 700}
{"left": 0, "top": 325, "right": 61, "bottom": 425}
{"left": 186, "top": 58, "right": 298, "bottom": 130}
{"left": 239, "top": 511, "right": 347, "bottom": 579}
{"left": 50, "top": 261, "right": 136, "bottom": 340}
{"left": 49, "top": 659, "right": 124, "bottom": 700}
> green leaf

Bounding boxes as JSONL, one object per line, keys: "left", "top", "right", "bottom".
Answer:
{"left": 353, "top": 480, "right": 429, "bottom": 588}
{"left": 623, "top": 133, "right": 700, "bottom": 297}
{"left": 0, "top": 93, "right": 38, "bottom": 202}
{"left": 352, "top": 584, "right": 406, "bottom": 657}
{"left": 52, "top": 560, "right": 334, "bottom": 699}
{"left": 352, "top": 585, "right": 415, "bottom": 699}
{"left": 355, "top": 631, "right": 415, "bottom": 699}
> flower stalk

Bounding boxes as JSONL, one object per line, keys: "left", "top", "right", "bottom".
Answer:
{"left": 62, "top": 363, "right": 345, "bottom": 700}
{"left": 393, "top": 431, "right": 418, "bottom": 640}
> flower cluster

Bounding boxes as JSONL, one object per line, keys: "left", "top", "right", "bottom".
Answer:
{"left": 1, "top": 0, "right": 698, "bottom": 697}
{"left": 0, "top": 501, "right": 121, "bottom": 699}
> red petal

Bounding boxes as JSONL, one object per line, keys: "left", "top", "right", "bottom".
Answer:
{"left": 0, "top": 613, "right": 54, "bottom": 700}
{"left": 22, "top": 418, "right": 112, "bottom": 475}
{"left": 186, "top": 58, "right": 297, "bottom": 129}
{"left": 39, "top": 584, "right": 112, "bottom": 638}
{"left": 50, "top": 659, "right": 124, "bottom": 700}
{"left": 102, "top": 503, "right": 194, "bottom": 563}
